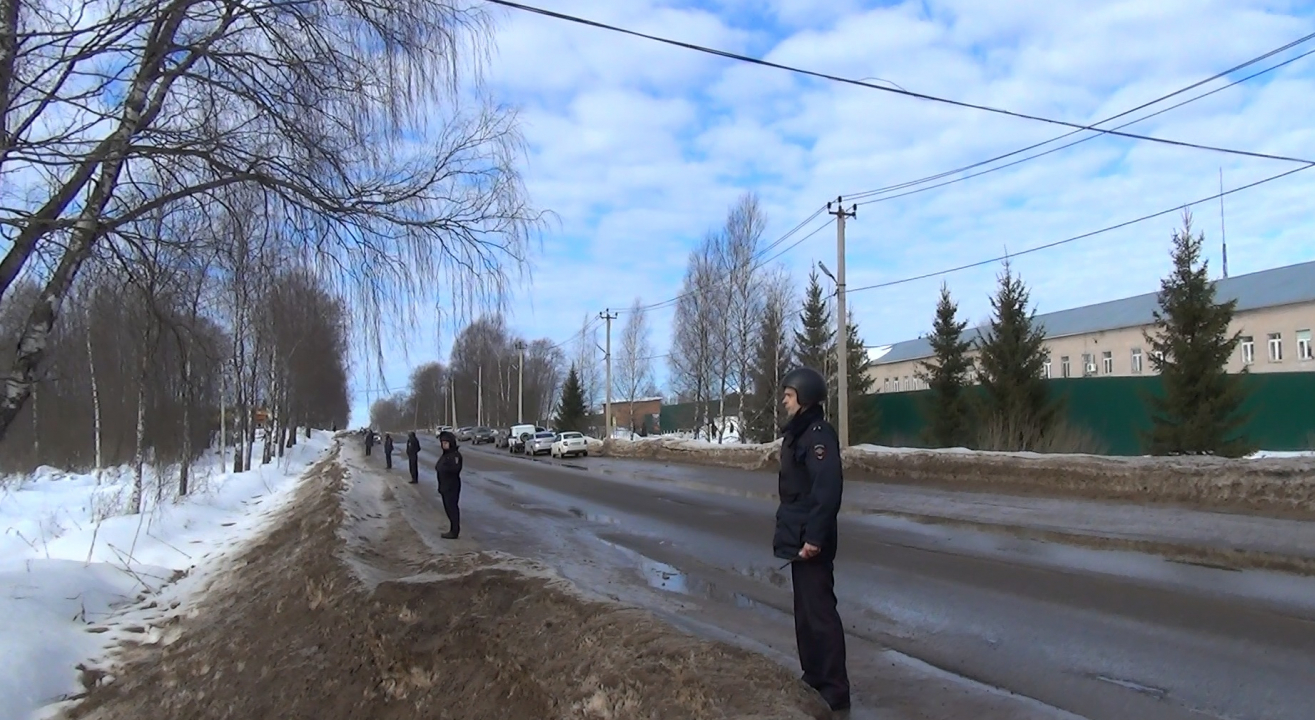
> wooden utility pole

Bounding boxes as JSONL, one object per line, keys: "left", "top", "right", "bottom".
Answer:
{"left": 515, "top": 340, "right": 527, "bottom": 423}
{"left": 477, "top": 365, "right": 483, "bottom": 426}
{"left": 600, "top": 309, "right": 617, "bottom": 439}
{"left": 827, "top": 196, "right": 856, "bottom": 448}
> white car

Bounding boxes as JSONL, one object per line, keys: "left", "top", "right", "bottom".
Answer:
{"left": 551, "top": 431, "right": 589, "bottom": 459}
{"left": 528, "top": 431, "right": 557, "bottom": 456}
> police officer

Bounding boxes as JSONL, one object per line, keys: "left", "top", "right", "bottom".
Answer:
{"left": 383, "top": 432, "right": 395, "bottom": 469}
{"left": 773, "top": 366, "right": 850, "bottom": 712}
{"left": 435, "top": 430, "right": 463, "bottom": 539}
{"left": 405, "top": 431, "right": 421, "bottom": 484}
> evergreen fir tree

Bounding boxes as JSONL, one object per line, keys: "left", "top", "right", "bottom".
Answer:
{"left": 975, "top": 262, "right": 1061, "bottom": 451}
{"left": 794, "top": 269, "right": 836, "bottom": 415}
{"left": 916, "top": 284, "right": 975, "bottom": 448}
{"left": 843, "top": 310, "right": 879, "bottom": 444}
{"left": 746, "top": 301, "right": 793, "bottom": 442}
{"left": 554, "top": 364, "right": 588, "bottom": 432}
{"left": 1142, "top": 212, "right": 1253, "bottom": 457}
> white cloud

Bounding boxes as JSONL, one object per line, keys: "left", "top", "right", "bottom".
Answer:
{"left": 356, "top": 0, "right": 1315, "bottom": 423}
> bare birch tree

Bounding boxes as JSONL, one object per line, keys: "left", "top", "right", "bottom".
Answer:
{"left": 668, "top": 233, "right": 722, "bottom": 437}
{"left": 720, "top": 192, "right": 767, "bottom": 442}
{"left": 614, "top": 297, "right": 654, "bottom": 437}
{"left": 0, "top": 0, "right": 544, "bottom": 441}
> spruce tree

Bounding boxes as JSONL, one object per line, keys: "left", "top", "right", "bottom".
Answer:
{"left": 1142, "top": 213, "right": 1253, "bottom": 457}
{"left": 794, "top": 269, "right": 836, "bottom": 415}
{"left": 746, "top": 301, "right": 793, "bottom": 442}
{"left": 916, "top": 283, "right": 975, "bottom": 448}
{"left": 843, "top": 311, "right": 879, "bottom": 444}
{"left": 554, "top": 364, "right": 588, "bottom": 432}
{"left": 975, "top": 262, "right": 1061, "bottom": 451}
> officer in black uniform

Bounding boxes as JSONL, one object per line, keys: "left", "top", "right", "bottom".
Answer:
{"left": 773, "top": 366, "right": 850, "bottom": 712}
{"left": 405, "top": 431, "right": 421, "bottom": 484}
{"left": 435, "top": 430, "right": 463, "bottom": 539}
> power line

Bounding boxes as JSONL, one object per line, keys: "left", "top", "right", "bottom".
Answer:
{"left": 623, "top": 212, "right": 834, "bottom": 315}
{"left": 846, "top": 37, "right": 1315, "bottom": 206}
{"left": 845, "top": 162, "right": 1314, "bottom": 296}
{"left": 488, "top": 0, "right": 1315, "bottom": 166}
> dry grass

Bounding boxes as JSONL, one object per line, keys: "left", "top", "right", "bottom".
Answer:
{"left": 59, "top": 442, "right": 828, "bottom": 720}
{"left": 973, "top": 415, "right": 1110, "bottom": 455}
{"left": 601, "top": 437, "right": 1315, "bottom": 516}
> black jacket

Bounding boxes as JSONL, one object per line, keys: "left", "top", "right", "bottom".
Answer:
{"left": 406, "top": 436, "right": 420, "bottom": 457}
{"left": 436, "top": 449, "right": 462, "bottom": 489}
{"left": 383, "top": 436, "right": 394, "bottom": 454}
{"left": 773, "top": 404, "right": 844, "bottom": 562}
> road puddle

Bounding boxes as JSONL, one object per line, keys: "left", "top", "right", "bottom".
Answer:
{"left": 568, "top": 506, "right": 620, "bottom": 525}
{"left": 597, "top": 539, "right": 781, "bottom": 616}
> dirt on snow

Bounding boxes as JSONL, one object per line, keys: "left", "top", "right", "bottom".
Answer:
{"left": 55, "top": 442, "right": 829, "bottom": 720}
{"left": 601, "top": 437, "right": 1315, "bottom": 517}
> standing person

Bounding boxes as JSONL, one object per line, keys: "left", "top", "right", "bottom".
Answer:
{"left": 364, "top": 429, "right": 375, "bottom": 456}
{"left": 405, "top": 431, "right": 421, "bottom": 484}
{"left": 772, "top": 366, "right": 850, "bottom": 712}
{"left": 383, "top": 433, "right": 394, "bottom": 469}
{"left": 435, "top": 430, "right": 463, "bottom": 539}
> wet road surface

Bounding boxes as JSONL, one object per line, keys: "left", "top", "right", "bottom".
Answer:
{"left": 394, "top": 442, "right": 1315, "bottom": 720}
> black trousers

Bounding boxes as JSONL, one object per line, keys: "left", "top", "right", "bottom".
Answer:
{"left": 439, "top": 481, "right": 461, "bottom": 535}
{"left": 365, "top": 444, "right": 372, "bottom": 456}
{"left": 407, "top": 455, "right": 419, "bottom": 483}
{"left": 791, "top": 558, "right": 849, "bottom": 707}
{"left": 384, "top": 451, "right": 392, "bottom": 469}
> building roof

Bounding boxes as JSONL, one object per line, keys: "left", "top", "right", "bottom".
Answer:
{"left": 874, "top": 259, "right": 1315, "bottom": 366}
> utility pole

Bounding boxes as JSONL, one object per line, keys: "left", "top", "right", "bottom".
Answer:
{"left": 515, "top": 340, "right": 527, "bottom": 423}
{"left": 827, "top": 196, "right": 856, "bottom": 449}
{"left": 449, "top": 376, "right": 457, "bottom": 427}
{"left": 1219, "top": 167, "right": 1229, "bottom": 279}
{"left": 600, "top": 309, "right": 617, "bottom": 439}
{"left": 476, "top": 365, "right": 483, "bottom": 426}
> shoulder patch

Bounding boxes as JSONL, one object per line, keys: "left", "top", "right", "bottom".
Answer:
{"left": 813, "top": 444, "right": 826, "bottom": 461}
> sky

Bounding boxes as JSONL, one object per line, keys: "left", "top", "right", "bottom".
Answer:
{"left": 349, "top": 0, "right": 1315, "bottom": 426}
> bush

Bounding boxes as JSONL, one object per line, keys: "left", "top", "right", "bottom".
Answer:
{"left": 974, "top": 414, "right": 1109, "bottom": 455}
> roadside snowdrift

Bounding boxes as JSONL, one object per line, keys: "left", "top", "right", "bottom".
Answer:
{"left": 600, "top": 436, "right": 1315, "bottom": 514}
{"left": 1, "top": 431, "right": 334, "bottom": 720}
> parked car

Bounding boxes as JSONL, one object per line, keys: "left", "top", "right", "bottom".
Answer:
{"left": 495, "top": 429, "right": 510, "bottom": 448}
{"left": 471, "top": 426, "right": 495, "bottom": 445}
{"left": 551, "top": 431, "right": 588, "bottom": 459}
{"left": 435, "top": 425, "right": 453, "bottom": 438}
{"left": 508, "top": 423, "right": 537, "bottom": 453}
{"left": 528, "top": 431, "right": 556, "bottom": 456}
{"left": 455, "top": 427, "right": 474, "bottom": 442}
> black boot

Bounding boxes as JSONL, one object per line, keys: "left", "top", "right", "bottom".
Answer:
{"left": 441, "top": 530, "right": 458, "bottom": 539}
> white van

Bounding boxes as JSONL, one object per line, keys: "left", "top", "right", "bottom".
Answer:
{"left": 508, "top": 424, "right": 537, "bottom": 454}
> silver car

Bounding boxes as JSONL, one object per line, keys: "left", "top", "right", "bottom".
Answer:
{"left": 528, "top": 431, "right": 556, "bottom": 456}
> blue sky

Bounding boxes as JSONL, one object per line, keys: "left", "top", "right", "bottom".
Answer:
{"left": 349, "top": 0, "right": 1315, "bottom": 425}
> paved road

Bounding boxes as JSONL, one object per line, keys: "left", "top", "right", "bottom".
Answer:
{"left": 396, "top": 441, "right": 1315, "bottom": 720}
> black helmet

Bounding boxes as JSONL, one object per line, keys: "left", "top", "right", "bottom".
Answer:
{"left": 781, "top": 366, "right": 827, "bottom": 407}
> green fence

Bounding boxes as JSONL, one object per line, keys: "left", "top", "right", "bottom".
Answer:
{"left": 657, "top": 372, "right": 1315, "bottom": 455}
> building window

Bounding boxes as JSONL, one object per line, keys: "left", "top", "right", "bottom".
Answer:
{"left": 1241, "top": 336, "right": 1255, "bottom": 365}
{"left": 1268, "top": 332, "right": 1283, "bottom": 362}
{"left": 1061, "top": 356, "right": 1071, "bottom": 378}
{"left": 1298, "top": 329, "right": 1312, "bottom": 361}
{"left": 1043, "top": 360, "right": 1052, "bottom": 378}
{"left": 1081, "top": 353, "right": 1095, "bottom": 377}
{"left": 1131, "top": 348, "right": 1143, "bottom": 374}
{"left": 1102, "top": 351, "right": 1113, "bottom": 375}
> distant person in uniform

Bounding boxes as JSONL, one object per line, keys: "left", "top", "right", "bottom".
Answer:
{"left": 383, "top": 433, "right": 395, "bottom": 469}
{"left": 435, "top": 430, "right": 463, "bottom": 539}
{"left": 364, "top": 429, "right": 375, "bottom": 456}
{"left": 773, "top": 366, "right": 850, "bottom": 712}
{"left": 406, "top": 431, "right": 421, "bottom": 484}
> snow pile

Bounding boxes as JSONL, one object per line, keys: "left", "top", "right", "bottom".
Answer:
{"left": 0, "top": 430, "right": 334, "bottom": 720}
{"left": 600, "top": 436, "right": 1315, "bottom": 513}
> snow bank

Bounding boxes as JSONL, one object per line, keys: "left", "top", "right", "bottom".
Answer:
{"left": 0, "top": 430, "right": 334, "bottom": 720}
{"left": 600, "top": 435, "right": 1315, "bottom": 514}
